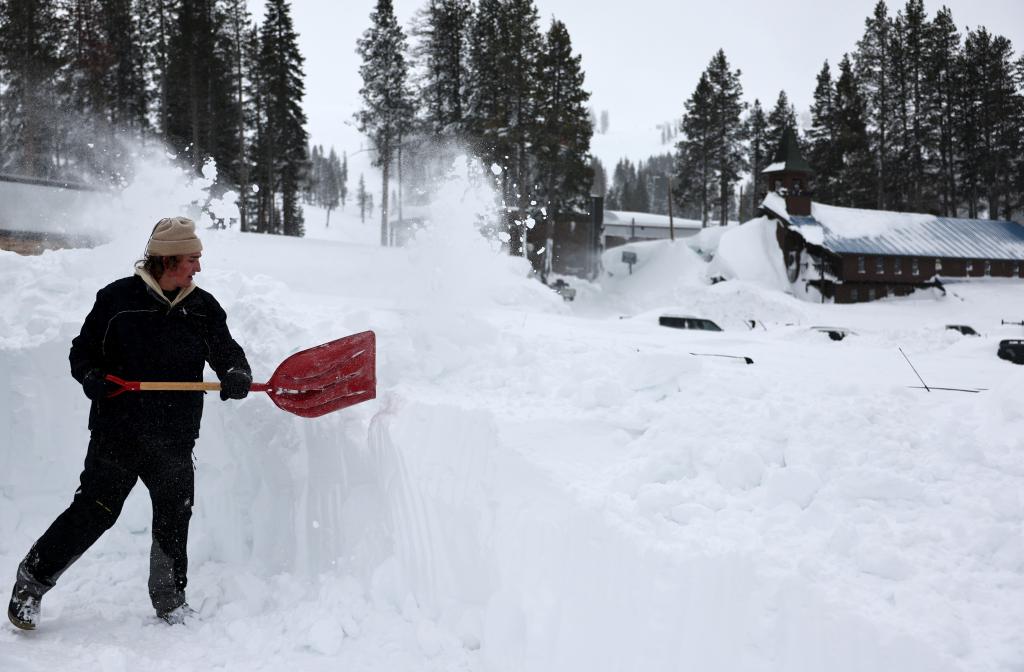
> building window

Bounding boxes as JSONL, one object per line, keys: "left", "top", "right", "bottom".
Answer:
{"left": 935, "top": 258, "right": 943, "bottom": 272}
{"left": 875, "top": 257, "right": 885, "bottom": 275}
{"left": 912, "top": 258, "right": 920, "bottom": 276}
{"left": 984, "top": 260, "right": 992, "bottom": 276}
{"left": 894, "top": 258, "right": 903, "bottom": 275}
{"left": 868, "top": 287, "right": 876, "bottom": 301}
{"left": 966, "top": 260, "right": 973, "bottom": 273}
{"left": 850, "top": 287, "right": 859, "bottom": 302}
{"left": 1014, "top": 263, "right": 1021, "bottom": 277}
{"left": 857, "top": 256, "right": 866, "bottom": 274}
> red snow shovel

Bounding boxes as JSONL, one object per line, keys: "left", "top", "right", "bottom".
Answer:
{"left": 104, "top": 331, "right": 377, "bottom": 418}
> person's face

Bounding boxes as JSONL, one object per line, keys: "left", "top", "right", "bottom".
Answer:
{"left": 162, "top": 253, "right": 202, "bottom": 290}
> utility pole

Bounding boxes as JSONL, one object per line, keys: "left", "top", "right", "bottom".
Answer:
{"left": 667, "top": 174, "right": 675, "bottom": 241}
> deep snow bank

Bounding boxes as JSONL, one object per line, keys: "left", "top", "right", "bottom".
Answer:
{"left": 3, "top": 149, "right": 1024, "bottom": 672}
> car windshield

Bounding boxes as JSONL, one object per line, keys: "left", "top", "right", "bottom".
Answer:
{"left": 659, "top": 316, "right": 722, "bottom": 331}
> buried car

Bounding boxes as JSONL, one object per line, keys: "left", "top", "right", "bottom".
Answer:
{"left": 997, "top": 339, "right": 1024, "bottom": 365}
{"left": 658, "top": 315, "right": 724, "bottom": 331}
{"left": 810, "top": 326, "right": 856, "bottom": 341}
{"left": 946, "top": 324, "right": 980, "bottom": 336}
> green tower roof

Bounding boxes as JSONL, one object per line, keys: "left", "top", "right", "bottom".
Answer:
{"left": 766, "top": 126, "right": 814, "bottom": 175}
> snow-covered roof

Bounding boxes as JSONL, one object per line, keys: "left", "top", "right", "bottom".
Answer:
{"left": 761, "top": 162, "right": 786, "bottom": 174}
{"left": 603, "top": 209, "right": 704, "bottom": 230}
{"left": 760, "top": 192, "right": 790, "bottom": 224}
{"left": 763, "top": 196, "right": 1024, "bottom": 260}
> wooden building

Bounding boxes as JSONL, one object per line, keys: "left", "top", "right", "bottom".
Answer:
{"left": 602, "top": 210, "right": 705, "bottom": 248}
{"left": 759, "top": 136, "right": 1024, "bottom": 303}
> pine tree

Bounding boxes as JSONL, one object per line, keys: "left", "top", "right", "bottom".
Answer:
{"left": 924, "top": 6, "right": 962, "bottom": 216}
{"left": 323, "top": 147, "right": 341, "bottom": 226}
{"left": 356, "top": 0, "right": 415, "bottom": 246}
{"left": 465, "top": 0, "right": 507, "bottom": 173}
{"left": 856, "top": 0, "right": 895, "bottom": 209}
{"left": 766, "top": 90, "right": 798, "bottom": 150}
{"left": 357, "top": 173, "right": 368, "bottom": 223}
{"left": 164, "top": 0, "right": 239, "bottom": 175}
{"left": 833, "top": 54, "right": 875, "bottom": 208}
{"left": 464, "top": 0, "right": 543, "bottom": 250}
{"left": 807, "top": 61, "right": 841, "bottom": 203}
{"left": 675, "top": 72, "right": 715, "bottom": 225}
{"left": 899, "top": 0, "right": 929, "bottom": 211}
{"left": 254, "top": 0, "right": 308, "bottom": 236}
{"left": 959, "top": 28, "right": 1020, "bottom": 219}
{"left": 532, "top": 18, "right": 593, "bottom": 274}
{"left": 137, "top": 0, "right": 177, "bottom": 137}
{"left": 222, "top": 0, "right": 256, "bottom": 228}
{"left": 745, "top": 99, "right": 769, "bottom": 214}
{"left": 495, "top": 0, "right": 544, "bottom": 257}
{"left": 339, "top": 150, "right": 349, "bottom": 208}
{"left": 412, "top": 0, "right": 472, "bottom": 140}
{"left": 103, "top": 0, "right": 149, "bottom": 132}
{"left": 706, "top": 50, "right": 747, "bottom": 226}
{"left": 0, "top": 0, "right": 63, "bottom": 177}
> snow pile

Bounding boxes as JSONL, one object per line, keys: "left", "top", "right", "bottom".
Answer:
{"left": 3, "top": 149, "right": 1024, "bottom": 671}
{"left": 707, "top": 216, "right": 791, "bottom": 292}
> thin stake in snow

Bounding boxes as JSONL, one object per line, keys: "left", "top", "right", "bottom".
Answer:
{"left": 899, "top": 347, "right": 930, "bottom": 392}
{"left": 899, "top": 347, "right": 982, "bottom": 393}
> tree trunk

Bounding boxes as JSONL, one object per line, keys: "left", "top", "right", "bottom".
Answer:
{"left": 380, "top": 151, "right": 390, "bottom": 246}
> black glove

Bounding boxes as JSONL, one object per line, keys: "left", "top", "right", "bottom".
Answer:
{"left": 82, "top": 369, "right": 117, "bottom": 401}
{"left": 220, "top": 368, "right": 252, "bottom": 401}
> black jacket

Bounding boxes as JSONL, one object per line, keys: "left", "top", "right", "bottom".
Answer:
{"left": 69, "top": 273, "right": 251, "bottom": 440}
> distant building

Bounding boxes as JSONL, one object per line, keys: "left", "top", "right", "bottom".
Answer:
{"left": 759, "top": 131, "right": 1024, "bottom": 303}
{"left": 602, "top": 210, "right": 705, "bottom": 248}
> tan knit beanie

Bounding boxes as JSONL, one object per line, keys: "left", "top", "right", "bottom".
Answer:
{"left": 146, "top": 217, "right": 203, "bottom": 256}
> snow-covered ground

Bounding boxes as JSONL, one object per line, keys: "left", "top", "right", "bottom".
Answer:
{"left": 1, "top": 154, "right": 1023, "bottom": 672}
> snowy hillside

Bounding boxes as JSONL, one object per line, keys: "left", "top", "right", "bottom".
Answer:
{"left": 1, "top": 154, "right": 1022, "bottom": 672}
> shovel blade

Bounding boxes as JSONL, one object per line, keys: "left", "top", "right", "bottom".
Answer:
{"left": 264, "top": 331, "right": 377, "bottom": 417}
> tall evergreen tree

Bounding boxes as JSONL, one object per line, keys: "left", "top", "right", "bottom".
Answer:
{"left": 339, "top": 150, "right": 349, "bottom": 208}
{"left": 832, "top": 54, "right": 875, "bottom": 208}
{"left": 807, "top": 60, "right": 841, "bottom": 203}
{"left": 898, "top": 0, "right": 929, "bottom": 211}
{"left": 465, "top": 0, "right": 507, "bottom": 173}
{"left": 959, "top": 28, "right": 1020, "bottom": 219}
{"left": 745, "top": 98, "right": 768, "bottom": 214}
{"left": 412, "top": 0, "right": 472, "bottom": 140}
{"left": 164, "top": 0, "right": 239, "bottom": 174}
{"left": 532, "top": 18, "right": 593, "bottom": 275}
{"left": 356, "top": 0, "right": 415, "bottom": 245}
{"left": 856, "top": 0, "right": 895, "bottom": 209}
{"left": 357, "top": 172, "right": 368, "bottom": 223}
{"left": 254, "top": 0, "right": 308, "bottom": 236}
{"left": 706, "top": 50, "right": 747, "bottom": 226}
{"left": 0, "top": 0, "right": 63, "bottom": 176}
{"left": 766, "top": 90, "right": 797, "bottom": 150}
{"left": 675, "top": 72, "right": 715, "bottom": 225}
{"left": 222, "top": 0, "right": 256, "bottom": 228}
{"left": 501, "top": 0, "right": 543, "bottom": 224}
{"left": 924, "top": 6, "right": 962, "bottom": 215}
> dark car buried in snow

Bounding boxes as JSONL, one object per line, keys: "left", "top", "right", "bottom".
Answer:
{"left": 810, "top": 326, "right": 856, "bottom": 341}
{"left": 997, "top": 339, "right": 1024, "bottom": 365}
{"left": 946, "top": 324, "right": 980, "bottom": 336}
{"left": 658, "top": 315, "right": 723, "bottom": 332}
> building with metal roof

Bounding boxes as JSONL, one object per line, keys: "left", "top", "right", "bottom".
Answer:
{"left": 759, "top": 143, "right": 1024, "bottom": 303}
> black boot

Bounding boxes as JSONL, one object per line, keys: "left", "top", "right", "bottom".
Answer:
{"left": 157, "top": 602, "right": 197, "bottom": 625}
{"left": 8, "top": 567, "right": 47, "bottom": 630}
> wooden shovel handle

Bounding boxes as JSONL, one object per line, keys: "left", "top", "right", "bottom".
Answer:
{"left": 136, "top": 382, "right": 270, "bottom": 392}
{"left": 105, "top": 374, "right": 269, "bottom": 396}
{"left": 137, "top": 381, "right": 222, "bottom": 391}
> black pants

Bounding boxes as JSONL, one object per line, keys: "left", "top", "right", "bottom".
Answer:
{"left": 18, "top": 434, "right": 195, "bottom": 614}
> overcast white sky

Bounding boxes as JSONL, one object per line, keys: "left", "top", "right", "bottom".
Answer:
{"left": 251, "top": 0, "right": 1024, "bottom": 164}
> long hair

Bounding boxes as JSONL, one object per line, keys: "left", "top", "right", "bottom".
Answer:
{"left": 135, "top": 255, "right": 181, "bottom": 281}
